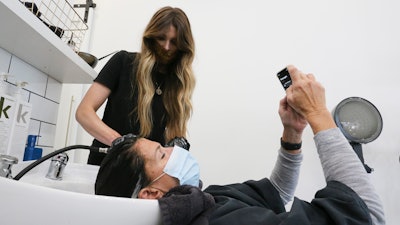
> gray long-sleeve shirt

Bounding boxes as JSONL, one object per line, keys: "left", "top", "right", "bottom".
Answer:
{"left": 270, "top": 128, "right": 385, "bottom": 225}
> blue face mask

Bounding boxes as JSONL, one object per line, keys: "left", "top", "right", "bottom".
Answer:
{"left": 163, "top": 145, "right": 200, "bottom": 187}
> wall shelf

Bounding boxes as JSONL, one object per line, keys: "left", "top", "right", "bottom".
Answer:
{"left": 0, "top": 0, "right": 97, "bottom": 83}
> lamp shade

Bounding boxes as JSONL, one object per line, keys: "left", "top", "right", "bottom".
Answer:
{"left": 332, "top": 97, "right": 383, "bottom": 144}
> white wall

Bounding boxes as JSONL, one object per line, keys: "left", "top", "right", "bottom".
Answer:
{"left": 0, "top": 47, "right": 62, "bottom": 159}
{"left": 74, "top": 0, "right": 400, "bottom": 223}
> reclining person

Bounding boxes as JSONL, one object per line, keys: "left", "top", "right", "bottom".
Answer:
{"left": 94, "top": 65, "right": 385, "bottom": 225}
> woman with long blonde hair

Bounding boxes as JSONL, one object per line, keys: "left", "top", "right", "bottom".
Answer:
{"left": 76, "top": 6, "right": 196, "bottom": 165}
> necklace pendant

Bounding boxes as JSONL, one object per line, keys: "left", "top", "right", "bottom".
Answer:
{"left": 156, "top": 87, "right": 163, "bottom": 95}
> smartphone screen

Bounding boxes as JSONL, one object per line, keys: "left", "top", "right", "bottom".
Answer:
{"left": 277, "top": 67, "right": 292, "bottom": 90}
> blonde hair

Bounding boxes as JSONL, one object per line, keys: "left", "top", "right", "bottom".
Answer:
{"left": 135, "top": 6, "right": 195, "bottom": 142}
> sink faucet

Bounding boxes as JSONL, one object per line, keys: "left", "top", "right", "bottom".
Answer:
{"left": 46, "top": 153, "right": 69, "bottom": 180}
{"left": 0, "top": 154, "right": 18, "bottom": 178}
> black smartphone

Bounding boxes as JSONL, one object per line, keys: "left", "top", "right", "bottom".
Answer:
{"left": 277, "top": 67, "right": 292, "bottom": 90}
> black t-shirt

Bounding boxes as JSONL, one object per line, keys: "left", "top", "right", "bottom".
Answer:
{"left": 88, "top": 50, "right": 167, "bottom": 165}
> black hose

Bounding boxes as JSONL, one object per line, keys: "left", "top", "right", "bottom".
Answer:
{"left": 13, "top": 145, "right": 105, "bottom": 181}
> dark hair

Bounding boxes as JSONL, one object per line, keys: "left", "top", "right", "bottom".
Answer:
{"left": 94, "top": 135, "right": 191, "bottom": 197}
{"left": 95, "top": 136, "right": 151, "bottom": 198}
{"left": 143, "top": 6, "right": 194, "bottom": 56}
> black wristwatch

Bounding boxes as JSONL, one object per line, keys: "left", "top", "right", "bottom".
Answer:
{"left": 280, "top": 138, "right": 302, "bottom": 150}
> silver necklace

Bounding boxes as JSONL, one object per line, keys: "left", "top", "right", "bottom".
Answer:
{"left": 155, "top": 82, "right": 163, "bottom": 95}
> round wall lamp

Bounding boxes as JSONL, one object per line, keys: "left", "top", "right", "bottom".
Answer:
{"left": 332, "top": 97, "right": 383, "bottom": 173}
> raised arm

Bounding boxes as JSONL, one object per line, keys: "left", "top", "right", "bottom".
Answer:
{"left": 285, "top": 65, "right": 385, "bottom": 225}
{"left": 270, "top": 97, "right": 307, "bottom": 204}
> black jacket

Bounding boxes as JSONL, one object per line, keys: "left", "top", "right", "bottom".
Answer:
{"left": 204, "top": 178, "right": 372, "bottom": 225}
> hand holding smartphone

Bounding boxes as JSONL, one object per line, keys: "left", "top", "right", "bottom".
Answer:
{"left": 277, "top": 67, "right": 292, "bottom": 90}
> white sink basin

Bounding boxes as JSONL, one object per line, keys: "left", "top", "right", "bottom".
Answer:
{"left": 13, "top": 161, "right": 99, "bottom": 194}
{"left": 0, "top": 160, "right": 162, "bottom": 225}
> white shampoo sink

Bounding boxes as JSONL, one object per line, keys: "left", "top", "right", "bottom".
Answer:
{"left": 0, "top": 161, "right": 162, "bottom": 225}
